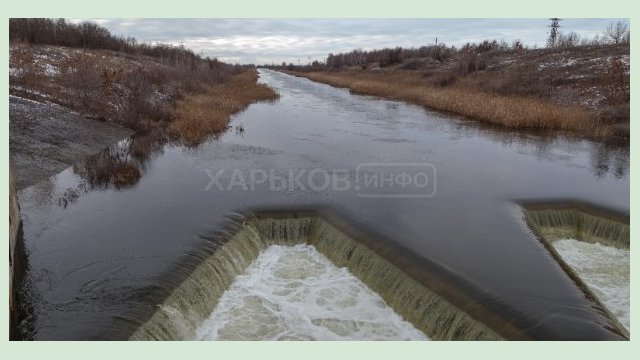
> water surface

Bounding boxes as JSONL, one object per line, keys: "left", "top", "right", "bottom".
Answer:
{"left": 16, "top": 69, "right": 629, "bottom": 339}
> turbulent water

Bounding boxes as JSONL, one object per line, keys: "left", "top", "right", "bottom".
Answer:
{"left": 552, "top": 239, "right": 630, "bottom": 330}
{"left": 194, "top": 244, "right": 428, "bottom": 340}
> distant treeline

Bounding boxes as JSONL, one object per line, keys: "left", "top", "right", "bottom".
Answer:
{"left": 325, "top": 45, "right": 455, "bottom": 69}
{"left": 9, "top": 18, "right": 233, "bottom": 71}
{"left": 9, "top": 18, "right": 256, "bottom": 132}
{"left": 268, "top": 21, "right": 630, "bottom": 71}
{"left": 270, "top": 40, "right": 525, "bottom": 71}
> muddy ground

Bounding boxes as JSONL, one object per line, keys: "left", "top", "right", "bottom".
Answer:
{"left": 9, "top": 96, "right": 134, "bottom": 190}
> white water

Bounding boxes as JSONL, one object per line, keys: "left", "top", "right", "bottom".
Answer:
{"left": 553, "top": 239, "right": 630, "bottom": 330}
{"left": 195, "top": 244, "right": 429, "bottom": 340}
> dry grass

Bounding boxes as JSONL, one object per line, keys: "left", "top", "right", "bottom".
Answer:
{"left": 9, "top": 44, "right": 254, "bottom": 132}
{"left": 10, "top": 45, "right": 280, "bottom": 147}
{"left": 169, "top": 69, "right": 279, "bottom": 145}
{"left": 289, "top": 70, "right": 612, "bottom": 137}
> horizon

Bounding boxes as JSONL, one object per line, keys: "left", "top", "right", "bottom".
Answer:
{"left": 71, "top": 18, "right": 628, "bottom": 65}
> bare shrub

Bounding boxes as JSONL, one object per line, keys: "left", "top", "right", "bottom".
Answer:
{"left": 556, "top": 32, "right": 580, "bottom": 48}
{"left": 9, "top": 44, "right": 43, "bottom": 91}
{"left": 112, "top": 67, "right": 158, "bottom": 127}
{"left": 60, "top": 52, "right": 104, "bottom": 113}
{"left": 605, "top": 21, "right": 630, "bottom": 45}
{"left": 457, "top": 49, "right": 487, "bottom": 77}
{"left": 604, "top": 57, "right": 630, "bottom": 104}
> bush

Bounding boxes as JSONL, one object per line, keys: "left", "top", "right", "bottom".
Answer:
{"left": 60, "top": 52, "right": 104, "bottom": 113}
{"left": 604, "top": 57, "right": 630, "bottom": 104}
{"left": 9, "top": 44, "right": 43, "bottom": 91}
{"left": 457, "top": 49, "right": 487, "bottom": 76}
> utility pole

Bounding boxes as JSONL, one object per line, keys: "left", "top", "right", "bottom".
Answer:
{"left": 547, "top": 18, "right": 562, "bottom": 48}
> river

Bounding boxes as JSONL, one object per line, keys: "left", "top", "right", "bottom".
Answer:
{"left": 15, "top": 69, "right": 629, "bottom": 340}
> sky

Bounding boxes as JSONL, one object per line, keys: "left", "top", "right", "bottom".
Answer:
{"left": 74, "top": 18, "right": 626, "bottom": 65}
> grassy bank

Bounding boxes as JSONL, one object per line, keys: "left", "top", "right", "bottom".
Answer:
{"left": 10, "top": 32, "right": 279, "bottom": 192}
{"left": 10, "top": 44, "right": 279, "bottom": 146}
{"left": 170, "top": 70, "right": 279, "bottom": 145}
{"left": 287, "top": 70, "right": 611, "bottom": 137}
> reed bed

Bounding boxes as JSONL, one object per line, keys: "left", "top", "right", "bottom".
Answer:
{"left": 290, "top": 70, "right": 611, "bottom": 136}
{"left": 170, "top": 70, "right": 279, "bottom": 145}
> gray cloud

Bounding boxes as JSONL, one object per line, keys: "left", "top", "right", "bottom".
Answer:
{"left": 72, "top": 18, "right": 626, "bottom": 64}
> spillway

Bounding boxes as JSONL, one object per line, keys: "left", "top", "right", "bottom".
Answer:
{"left": 130, "top": 211, "right": 521, "bottom": 340}
{"left": 196, "top": 244, "right": 428, "bottom": 340}
{"left": 523, "top": 202, "right": 630, "bottom": 337}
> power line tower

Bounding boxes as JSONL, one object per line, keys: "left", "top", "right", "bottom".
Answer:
{"left": 547, "top": 18, "right": 562, "bottom": 48}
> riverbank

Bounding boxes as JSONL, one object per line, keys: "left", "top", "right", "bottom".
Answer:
{"left": 9, "top": 96, "right": 135, "bottom": 189}
{"left": 280, "top": 43, "right": 629, "bottom": 139}
{"left": 170, "top": 70, "right": 279, "bottom": 145}
{"left": 285, "top": 70, "right": 613, "bottom": 137}
{"left": 10, "top": 43, "right": 279, "bottom": 188}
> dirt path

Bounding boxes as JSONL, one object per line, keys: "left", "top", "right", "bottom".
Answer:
{"left": 9, "top": 96, "right": 134, "bottom": 190}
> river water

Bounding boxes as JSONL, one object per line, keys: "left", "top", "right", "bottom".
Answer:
{"left": 16, "top": 69, "right": 629, "bottom": 340}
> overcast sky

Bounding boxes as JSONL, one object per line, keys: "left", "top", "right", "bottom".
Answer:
{"left": 74, "top": 18, "right": 626, "bottom": 64}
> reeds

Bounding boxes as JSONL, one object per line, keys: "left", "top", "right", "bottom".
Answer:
{"left": 291, "top": 70, "right": 611, "bottom": 136}
{"left": 169, "top": 70, "right": 279, "bottom": 145}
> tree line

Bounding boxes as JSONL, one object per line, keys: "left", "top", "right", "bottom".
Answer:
{"left": 268, "top": 20, "right": 630, "bottom": 71}
{"left": 9, "top": 18, "right": 232, "bottom": 71}
{"left": 9, "top": 18, "right": 255, "bottom": 132}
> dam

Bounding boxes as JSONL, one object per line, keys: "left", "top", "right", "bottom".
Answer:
{"left": 14, "top": 70, "right": 629, "bottom": 340}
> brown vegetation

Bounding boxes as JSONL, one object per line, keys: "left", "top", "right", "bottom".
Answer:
{"left": 10, "top": 43, "right": 247, "bottom": 131}
{"left": 289, "top": 70, "right": 609, "bottom": 135}
{"left": 10, "top": 19, "right": 281, "bottom": 194}
{"left": 10, "top": 34, "right": 277, "bottom": 146}
{"left": 9, "top": 18, "right": 216, "bottom": 64}
{"left": 274, "top": 21, "right": 629, "bottom": 138}
{"left": 9, "top": 19, "right": 275, "bottom": 143}
{"left": 170, "top": 70, "right": 279, "bottom": 145}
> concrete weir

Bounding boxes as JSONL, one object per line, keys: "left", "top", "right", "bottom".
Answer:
{"left": 522, "top": 201, "right": 630, "bottom": 338}
{"left": 9, "top": 159, "right": 23, "bottom": 340}
{"left": 130, "top": 210, "right": 534, "bottom": 341}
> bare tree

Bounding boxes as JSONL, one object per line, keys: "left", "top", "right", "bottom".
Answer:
{"left": 605, "top": 21, "right": 629, "bottom": 44}
{"left": 557, "top": 32, "right": 580, "bottom": 48}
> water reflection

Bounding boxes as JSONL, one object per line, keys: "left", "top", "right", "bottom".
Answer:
{"left": 50, "top": 107, "right": 629, "bottom": 211}
{"left": 53, "top": 131, "right": 167, "bottom": 208}
{"left": 451, "top": 119, "right": 629, "bottom": 179}
{"left": 589, "top": 141, "right": 629, "bottom": 179}
{"left": 74, "top": 131, "right": 166, "bottom": 189}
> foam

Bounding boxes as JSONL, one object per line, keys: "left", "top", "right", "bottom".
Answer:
{"left": 553, "top": 238, "right": 630, "bottom": 330}
{"left": 195, "top": 244, "right": 428, "bottom": 340}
